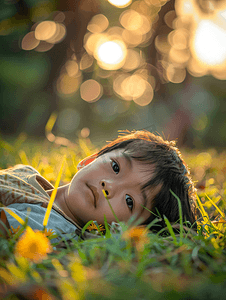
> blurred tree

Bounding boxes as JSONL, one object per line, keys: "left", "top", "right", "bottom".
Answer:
{"left": 0, "top": 0, "right": 226, "bottom": 148}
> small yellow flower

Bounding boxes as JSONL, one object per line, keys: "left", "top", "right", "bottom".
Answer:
{"left": 9, "top": 225, "right": 21, "bottom": 235}
{"left": 122, "top": 226, "right": 149, "bottom": 251}
{"left": 14, "top": 227, "right": 52, "bottom": 263}
{"left": 30, "top": 285, "right": 54, "bottom": 300}
{"left": 69, "top": 257, "right": 87, "bottom": 283}
{"left": 87, "top": 222, "right": 105, "bottom": 233}
{"left": 43, "top": 228, "right": 55, "bottom": 237}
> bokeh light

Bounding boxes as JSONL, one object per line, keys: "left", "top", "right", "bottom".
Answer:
{"left": 166, "top": 65, "right": 186, "bottom": 83}
{"left": 133, "top": 81, "right": 154, "bottom": 106}
{"left": 53, "top": 11, "right": 66, "bottom": 23}
{"left": 121, "top": 74, "right": 146, "bottom": 99}
{"left": 80, "top": 79, "right": 103, "bottom": 102}
{"left": 21, "top": 20, "right": 66, "bottom": 52}
{"left": 98, "top": 41, "right": 123, "bottom": 64}
{"left": 155, "top": 34, "right": 170, "bottom": 54}
{"left": 80, "top": 53, "right": 94, "bottom": 71}
{"left": 35, "top": 21, "right": 57, "bottom": 41}
{"left": 21, "top": 32, "right": 40, "bottom": 50}
{"left": 108, "top": 0, "right": 132, "bottom": 8}
{"left": 122, "top": 49, "right": 141, "bottom": 71}
{"left": 187, "top": 58, "right": 207, "bottom": 77}
{"left": 34, "top": 20, "right": 66, "bottom": 45}
{"left": 87, "top": 14, "right": 109, "bottom": 33}
{"left": 175, "top": 0, "right": 195, "bottom": 17}
{"left": 85, "top": 33, "right": 103, "bottom": 56}
{"left": 122, "top": 29, "right": 144, "bottom": 46}
{"left": 168, "top": 28, "right": 189, "bottom": 50}
{"left": 35, "top": 41, "right": 54, "bottom": 52}
{"left": 164, "top": 10, "right": 177, "bottom": 29}
{"left": 113, "top": 73, "right": 131, "bottom": 100}
{"left": 174, "top": 0, "right": 226, "bottom": 80}
{"left": 65, "top": 60, "right": 79, "bottom": 77}
{"left": 96, "top": 40, "right": 127, "bottom": 70}
{"left": 120, "top": 10, "right": 151, "bottom": 34}
{"left": 113, "top": 72, "right": 153, "bottom": 105}
{"left": 57, "top": 74, "right": 81, "bottom": 95}
{"left": 120, "top": 10, "right": 143, "bottom": 31}
{"left": 46, "top": 23, "right": 66, "bottom": 44}
{"left": 169, "top": 48, "right": 190, "bottom": 65}
{"left": 80, "top": 127, "right": 90, "bottom": 138}
{"left": 192, "top": 19, "right": 226, "bottom": 66}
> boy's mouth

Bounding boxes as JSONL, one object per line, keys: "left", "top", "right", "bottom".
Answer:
{"left": 87, "top": 184, "right": 99, "bottom": 208}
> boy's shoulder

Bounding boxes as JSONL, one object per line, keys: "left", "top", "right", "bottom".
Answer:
{"left": 0, "top": 164, "right": 52, "bottom": 207}
{"left": 0, "top": 164, "right": 39, "bottom": 178}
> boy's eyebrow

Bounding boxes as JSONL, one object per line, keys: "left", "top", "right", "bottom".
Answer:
{"left": 122, "top": 152, "right": 132, "bottom": 168}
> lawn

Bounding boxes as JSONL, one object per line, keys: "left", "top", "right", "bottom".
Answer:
{"left": 0, "top": 132, "right": 226, "bottom": 300}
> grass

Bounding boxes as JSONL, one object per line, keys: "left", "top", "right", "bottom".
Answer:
{"left": 0, "top": 132, "right": 226, "bottom": 299}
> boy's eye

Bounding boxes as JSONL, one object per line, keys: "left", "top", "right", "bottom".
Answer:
{"left": 126, "top": 195, "right": 133, "bottom": 211}
{"left": 111, "top": 160, "right": 120, "bottom": 174}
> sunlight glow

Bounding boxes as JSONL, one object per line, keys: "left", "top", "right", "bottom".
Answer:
{"left": 98, "top": 41, "right": 123, "bottom": 65}
{"left": 97, "top": 40, "right": 127, "bottom": 70}
{"left": 175, "top": 0, "right": 195, "bottom": 16}
{"left": 108, "top": 0, "right": 132, "bottom": 8}
{"left": 193, "top": 20, "right": 226, "bottom": 66}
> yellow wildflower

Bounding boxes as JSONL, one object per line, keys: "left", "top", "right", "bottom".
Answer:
{"left": 14, "top": 227, "right": 52, "bottom": 263}
{"left": 43, "top": 228, "right": 55, "bottom": 237}
{"left": 87, "top": 222, "right": 105, "bottom": 233}
{"left": 30, "top": 285, "right": 54, "bottom": 300}
{"left": 59, "top": 279, "right": 80, "bottom": 300}
{"left": 9, "top": 225, "right": 21, "bottom": 235}
{"left": 122, "top": 226, "right": 149, "bottom": 251}
{"left": 68, "top": 257, "right": 87, "bottom": 300}
{"left": 69, "top": 257, "right": 87, "bottom": 283}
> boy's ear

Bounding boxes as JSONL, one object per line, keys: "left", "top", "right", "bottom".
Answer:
{"left": 77, "top": 153, "right": 98, "bottom": 170}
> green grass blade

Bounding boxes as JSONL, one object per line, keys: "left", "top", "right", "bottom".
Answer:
{"left": 205, "top": 194, "right": 225, "bottom": 218}
{"left": 170, "top": 189, "right": 183, "bottom": 245}
{"left": 82, "top": 220, "right": 94, "bottom": 235}
{"left": 102, "top": 190, "right": 120, "bottom": 223}
{"left": 163, "top": 215, "right": 177, "bottom": 245}
{"left": 104, "top": 215, "right": 111, "bottom": 238}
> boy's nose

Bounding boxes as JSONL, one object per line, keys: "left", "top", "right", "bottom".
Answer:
{"left": 101, "top": 180, "right": 114, "bottom": 198}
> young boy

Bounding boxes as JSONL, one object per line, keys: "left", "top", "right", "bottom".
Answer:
{"left": 0, "top": 130, "right": 196, "bottom": 240}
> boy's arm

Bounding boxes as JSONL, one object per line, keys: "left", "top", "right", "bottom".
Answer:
{"left": 0, "top": 210, "right": 10, "bottom": 237}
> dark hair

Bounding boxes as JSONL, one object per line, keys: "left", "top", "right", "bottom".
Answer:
{"left": 97, "top": 130, "right": 197, "bottom": 232}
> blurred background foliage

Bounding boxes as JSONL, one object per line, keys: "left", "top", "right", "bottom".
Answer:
{"left": 1, "top": 0, "right": 226, "bottom": 149}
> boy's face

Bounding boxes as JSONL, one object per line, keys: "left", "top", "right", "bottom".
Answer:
{"left": 66, "top": 149, "right": 156, "bottom": 226}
